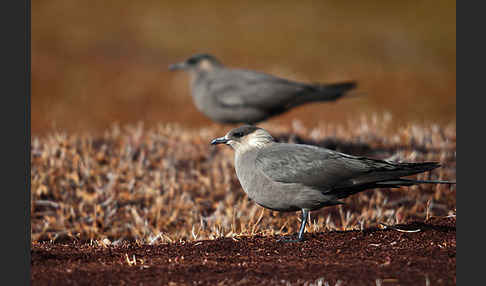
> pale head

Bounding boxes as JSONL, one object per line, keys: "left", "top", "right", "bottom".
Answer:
{"left": 169, "top": 53, "right": 223, "bottom": 72}
{"left": 210, "top": 126, "right": 274, "bottom": 154}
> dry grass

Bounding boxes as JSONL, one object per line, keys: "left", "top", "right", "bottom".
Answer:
{"left": 30, "top": 114, "right": 456, "bottom": 244}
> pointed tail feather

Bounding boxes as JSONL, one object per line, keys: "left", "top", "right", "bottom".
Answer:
{"left": 333, "top": 162, "right": 454, "bottom": 199}
{"left": 334, "top": 177, "right": 455, "bottom": 199}
{"left": 318, "top": 81, "right": 357, "bottom": 93}
{"left": 393, "top": 161, "right": 441, "bottom": 176}
{"left": 403, "top": 178, "right": 456, "bottom": 184}
{"left": 314, "top": 81, "right": 358, "bottom": 101}
{"left": 376, "top": 178, "right": 456, "bottom": 187}
{"left": 373, "top": 162, "right": 452, "bottom": 187}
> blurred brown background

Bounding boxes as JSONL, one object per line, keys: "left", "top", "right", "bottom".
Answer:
{"left": 32, "top": 0, "right": 456, "bottom": 135}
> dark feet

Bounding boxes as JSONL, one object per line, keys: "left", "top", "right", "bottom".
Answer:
{"left": 277, "top": 209, "right": 309, "bottom": 243}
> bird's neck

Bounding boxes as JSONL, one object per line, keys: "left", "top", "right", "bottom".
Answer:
{"left": 234, "top": 141, "right": 273, "bottom": 158}
{"left": 189, "top": 69, "right": 213, "bottom": 88}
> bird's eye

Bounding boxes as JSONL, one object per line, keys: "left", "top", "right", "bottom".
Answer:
{"left": 187, "top": 58, "right": 197, "bottom": 65}
{"left": 233, "top": 132, "right": 244, "bottom": 138}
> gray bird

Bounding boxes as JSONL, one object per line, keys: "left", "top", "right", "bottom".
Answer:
{"left": 210, "top": 126, "right": 456, "bottom": 242}
{"left": 169, "top": 54, "right": 357, "bottom": 124}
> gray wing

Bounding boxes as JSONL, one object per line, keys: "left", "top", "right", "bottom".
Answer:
{"left": 205, "top": 69, "right": 309, "bottom": 109}
{"left": 255, "top": 143, "right": 402, "bottom": 190}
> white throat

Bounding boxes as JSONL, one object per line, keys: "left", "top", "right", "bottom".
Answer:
{"left": 230, "top": 130, "right": 274, "bottom": 155}
{"left": 247, "top": 135, "right": 269, "bottom": 149}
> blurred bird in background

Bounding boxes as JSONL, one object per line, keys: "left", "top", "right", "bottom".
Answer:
{"left": 170, "top": 53, "right": 357, "bottom": 124}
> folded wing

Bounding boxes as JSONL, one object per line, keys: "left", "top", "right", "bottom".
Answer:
{"left": 255, "top": 143, "right": 440, "bottom": 192}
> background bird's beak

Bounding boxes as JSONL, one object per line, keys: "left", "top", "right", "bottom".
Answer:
{"left": 210, "top": 137, "right": 229, "bottom": 145}
{"left": 168, "top": 61, "right": 188, "bottom": 71}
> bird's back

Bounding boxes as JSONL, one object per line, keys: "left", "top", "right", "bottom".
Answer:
{"left": 255, "top": 143, "right": 440, "bottom": 193}
{"left": 194, "top": 68, "right": 306, "bottom": 106}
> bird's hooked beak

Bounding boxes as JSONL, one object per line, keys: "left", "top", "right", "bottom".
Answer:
{"left": 210, "top": 136, "right": 229, "bottom": 145}
{"left": 168, "top": 61, "right": 189, "bottom": 71}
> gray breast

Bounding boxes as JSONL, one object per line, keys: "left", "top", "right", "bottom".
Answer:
{"left": 234, "top": 149, "right": 334, "bottom": 212}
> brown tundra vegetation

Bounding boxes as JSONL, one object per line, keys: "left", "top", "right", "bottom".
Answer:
{"left": 31, "top": 115, "right": 456, "bottom": 285}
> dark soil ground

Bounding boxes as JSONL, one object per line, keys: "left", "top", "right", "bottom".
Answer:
{"left": 31, "top": 216, "right": 455, "bottom": 286}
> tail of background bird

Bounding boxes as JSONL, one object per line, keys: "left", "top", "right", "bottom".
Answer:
{"left": 316, "top": 81, "right": 358, "bottom": 101}
{"left": 290, "top": 81, "right": 358, "bottom": 107}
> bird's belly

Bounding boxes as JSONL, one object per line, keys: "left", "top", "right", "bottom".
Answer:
{"left": 192, "top": 89, "right": 268, "bottom": 124}
{"left": 191, "top": 92, "right": 235, "bottom": 123}
{"left": 235, "top": 168, "right": 301, "bottom": 211}
{"left": 192, "top": 92, "right": 213, "bottom": 115}
{"left": 237, "top": 171, "right": 336, "bottom": 212}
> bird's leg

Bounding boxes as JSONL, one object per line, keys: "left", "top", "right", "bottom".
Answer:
{"left": 297, "top": 209, "right": 309, "bottom": 241}
{"left": 277, "top": 209, "right": 309, "bottom": 243}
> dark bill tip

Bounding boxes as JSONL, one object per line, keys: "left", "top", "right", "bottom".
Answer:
{"left": 210, "top": 137, "right": 229, "bottom": 145}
